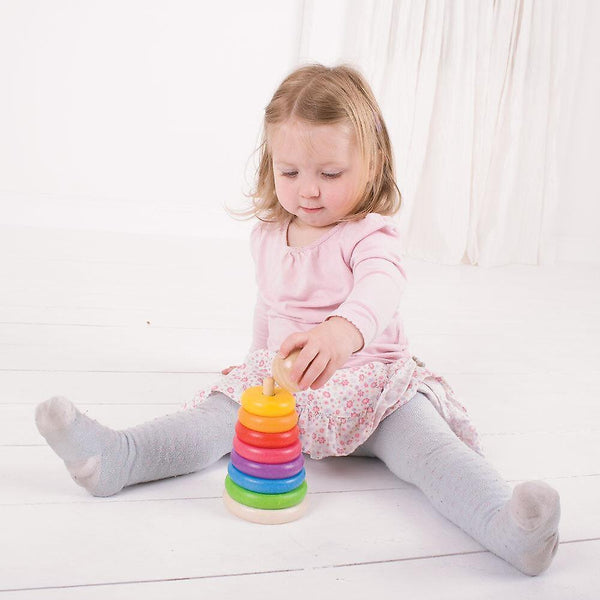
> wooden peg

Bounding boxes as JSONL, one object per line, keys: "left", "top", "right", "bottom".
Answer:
{"left": 262, "top": 377, "right": 275, "bottom": 396}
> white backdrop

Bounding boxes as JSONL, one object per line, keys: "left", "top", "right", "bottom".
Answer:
{"left": 1, "top": 0, "right": 598, "bottom": 263}
{"left": 0, "top": 0, "right": 302, "bottom": 240}
{"left": 294, "top": 0, "right": 600, "bottom": 265}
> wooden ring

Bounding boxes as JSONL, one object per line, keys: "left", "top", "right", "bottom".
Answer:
{"left": 235, "top": 422, "right": 300, "bottom": 449}
{"left": 238, "top": 406, "right": 298, "bottom": 433}
{"left": 227, "top": 463, "right": 306, "bottom": 494}
{"left": 223, "top": 489, "right": 308, "bottom": 524}
{"left": 224, "top": 476, "right": 307, "bottom": 510}
{"left": 233, "top": 436, "right": 302, "bottom": 464}
{"left": 241, "top": 386, "right": 295, "bottom": 417}
{"left": 230, "top": 450, "right": 304, "bottom": 479}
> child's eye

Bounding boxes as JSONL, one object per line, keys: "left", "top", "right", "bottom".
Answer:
{"left": 322, "top": 172, "right": 342, "bottom": 179}
{"left": 281, "top": 171, "right": 298, "bottom": 178}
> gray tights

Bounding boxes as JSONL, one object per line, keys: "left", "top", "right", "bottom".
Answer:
{"left": 35, "top": 391, "right": 559, "bottom": 575}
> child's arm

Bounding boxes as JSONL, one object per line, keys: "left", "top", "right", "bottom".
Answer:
{"left": 329, "top": 255, "right": 406, "bottom": 346}
{"left": 279, "top": 226, "right": 406, "bottom": 390}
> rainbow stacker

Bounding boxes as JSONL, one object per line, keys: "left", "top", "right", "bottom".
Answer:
{"left": 223, "top": 373, "right": 308, "bottom": 524}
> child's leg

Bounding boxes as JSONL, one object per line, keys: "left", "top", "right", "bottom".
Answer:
{"left": 35, "top": 392, "right": 238, "bottom": 497}
{"left": 358, "top": 393, "right": 560, "bottom": 576}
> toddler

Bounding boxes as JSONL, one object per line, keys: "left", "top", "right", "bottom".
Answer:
{"left": 35, "top": 64, "right": 560, "bottom": 576}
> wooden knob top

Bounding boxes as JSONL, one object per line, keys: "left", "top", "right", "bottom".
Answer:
{"left": 271, "top": 349, "right": 301, "bottom": 393}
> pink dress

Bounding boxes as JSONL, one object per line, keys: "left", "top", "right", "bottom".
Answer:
{"left": 186, "top": 214, "right": 482, "bottom": 459}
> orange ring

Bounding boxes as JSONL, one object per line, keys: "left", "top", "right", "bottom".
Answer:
{"left": 238, "top": 406, "right": 298, "bottom": 433}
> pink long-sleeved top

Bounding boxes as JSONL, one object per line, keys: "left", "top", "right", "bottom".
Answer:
{"left": 249, "top": 213, "right": 411, "bottom": 368}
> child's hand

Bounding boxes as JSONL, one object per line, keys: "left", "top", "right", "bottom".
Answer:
{"left": 221, "top": 365, "right": 239, "bottom": 375}
{"left": 278, "top": 317, "right": 364, "bottom": 390}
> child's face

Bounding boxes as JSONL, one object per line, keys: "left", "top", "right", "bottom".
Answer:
{"left": 270, "top": 119, "right": 363, "bottom": 229}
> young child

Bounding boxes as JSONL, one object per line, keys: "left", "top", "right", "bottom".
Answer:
{"left": 35, "top": 64, "right": 560, "bottom": 576}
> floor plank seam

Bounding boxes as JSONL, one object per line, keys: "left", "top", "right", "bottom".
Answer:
{"left": 2, "top": 475, "right": 596, "bottom": 507}
{"left": 319, "top": 538, "right": 600, "bottom": 569}
{"left": 3, "top": 539, "right": 597, "bottom": 594}
{"left": 483, "top": 430, "right": 600, "bottom": 436}
{"left": 0, "top": 553, "right": 507, "bottom": 594}
{"left": 0, "top": 487, "right": 412, "bottom": 507}
{"left": 4, "top": 367, "right": 599, "bottom": 376}
{"left": 0, "top": 403, "right": 183, "bottom": 407}
{"left": 1, "top": 444, "right": 42, "bottom": 448}
{"left": 1, "top": 322, "right": 242, "bottom": 331}
{"left": 0, "top": 369, "right": 215, "bottom": 374}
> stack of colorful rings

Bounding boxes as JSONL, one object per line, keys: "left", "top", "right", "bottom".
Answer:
{"left": 223, "top": 377, "right": 308, "bottom": 524}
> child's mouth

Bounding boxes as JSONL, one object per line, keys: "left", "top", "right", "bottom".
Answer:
{"left": 300, "top": 207, "right": 323, "bottom": 213}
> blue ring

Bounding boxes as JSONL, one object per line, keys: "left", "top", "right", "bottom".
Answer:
{"left": 227, "top": 462, "right": 306, "bottom": 494}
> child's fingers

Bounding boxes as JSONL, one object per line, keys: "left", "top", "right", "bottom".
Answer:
{"left": 310, "top": 362, "right": 337, "bottom": 390}
{"left": 290, "top": 345, "right": 318, "bottom": 386}
{"left": 299, "top": 354, "right": 331, "bottom": 390}
{"left": 278, "top": 333, "right": 307, "bottom": 359}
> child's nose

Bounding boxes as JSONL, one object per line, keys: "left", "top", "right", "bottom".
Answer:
{"left": 299, "top": 177, "right": 319, "bottom": 199}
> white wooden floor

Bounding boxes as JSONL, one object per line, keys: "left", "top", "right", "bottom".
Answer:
{"left": 1, "top": 225, "right": 599, "bottom": 599}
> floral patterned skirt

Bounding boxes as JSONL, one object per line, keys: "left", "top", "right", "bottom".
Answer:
{"left": 185, "top": 349, "right": 482, "bottom": 460}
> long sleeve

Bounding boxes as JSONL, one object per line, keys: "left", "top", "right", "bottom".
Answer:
{"left": 328, "top": 226, "right": 407, "bottom": 348}
{"left": 248, "top": 214, "right": 410, "bottom": 366}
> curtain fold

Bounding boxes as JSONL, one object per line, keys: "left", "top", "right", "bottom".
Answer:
{"left": 298, "top": 0, "right": 578, "bottom": 266}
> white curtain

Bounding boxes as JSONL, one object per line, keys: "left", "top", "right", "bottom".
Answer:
{"left": 298, "top": 0, "right": 583, "bottom": 266}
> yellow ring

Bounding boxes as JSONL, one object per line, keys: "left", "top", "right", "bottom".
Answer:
{"left": 241, "top": 386, "right": 295, "bottom": 417}
{"left": 238, "top": 407, "right": 299, "bottom": 433}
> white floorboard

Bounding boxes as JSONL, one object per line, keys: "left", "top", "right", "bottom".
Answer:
{"left": 0, "top": 226, "right": 598, "bottom": 598}
{"left": 1, "top": 476, "right": 597, "bottom": 591}
{"left": 0, "top": 541, "right": 596, "bottom": 600}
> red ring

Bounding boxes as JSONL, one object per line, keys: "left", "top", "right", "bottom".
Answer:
{"left": 235, "top": 422, "right": 300, "bottom": 449}
{"left": 233, "top": 436, "right": 302, "bottom": 464}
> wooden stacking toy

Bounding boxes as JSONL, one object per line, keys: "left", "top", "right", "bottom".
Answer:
{"left": 223, "top": 352, "right": 307, "bottom": 524}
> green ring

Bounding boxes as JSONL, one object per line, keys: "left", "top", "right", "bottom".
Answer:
{"left": 224, "top": 476, "right": 307, "bottom": 510}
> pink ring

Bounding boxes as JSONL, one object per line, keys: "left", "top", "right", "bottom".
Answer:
{"left": 233, "top": 436, "right": 302, "bottom": 464}
{"left": 230, "top": 450, "right": 304, "bottom": 479}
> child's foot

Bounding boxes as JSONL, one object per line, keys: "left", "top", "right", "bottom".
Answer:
{"left": 35, "top": 397, "right": 130, "bottom": 496}
{"left": 495, "top": 480, "right": 560, "bottom": 575}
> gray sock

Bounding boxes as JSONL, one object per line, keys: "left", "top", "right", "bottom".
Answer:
{"left": 358, "top": 393, "right": 560, "bottom": 576}
{"left": 35, "top": 392, "right": 238, "bottom": 497}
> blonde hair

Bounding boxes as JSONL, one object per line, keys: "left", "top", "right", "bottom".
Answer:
{"left": 233, "top": 63, "right": 401, "bottom": 223}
